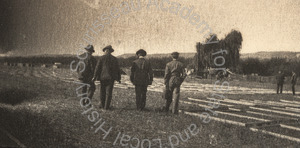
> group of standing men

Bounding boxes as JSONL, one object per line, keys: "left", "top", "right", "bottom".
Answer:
{"left": 78, "top": 44, "right": 186, "bottom": 114}
{"left": 78, "top": 45, "right": 120, "bottom": 110}
{"left": 276, "top": 70, "right": 297, "bottom": 95}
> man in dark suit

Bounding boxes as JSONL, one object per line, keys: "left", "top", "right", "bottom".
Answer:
{"left": 92, "top": 45, "right": 121, "bottom": 110}
{"left": 276, "top": 70, "right": 285, "bottom": 94}
{"left": 291, "top": 71, "right": 297, "bottom": 95}
{"left": 163, "top": 52, "right": 186, "bottom": 114}
{"left": 78, "top": 45, "right": 96, "bottom": 105}
{"left": 130, "top": 49, "right": 153, "bottom": 111}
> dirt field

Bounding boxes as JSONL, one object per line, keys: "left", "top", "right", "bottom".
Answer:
{"left": 0, "top": 66, "right": 300, "bottom": 148}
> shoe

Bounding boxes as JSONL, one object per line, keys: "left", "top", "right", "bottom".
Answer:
{"left": 161, "top": 107, "right": 169, "bottom": 112}
{"left": 141, "top": 108, "right": 150, "bottom": 112}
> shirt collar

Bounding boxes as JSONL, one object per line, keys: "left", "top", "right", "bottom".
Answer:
{"left": 139, "top": 56, "right": 145, "bottom": 59}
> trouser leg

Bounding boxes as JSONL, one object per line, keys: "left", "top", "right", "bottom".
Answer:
{"left": 100, "top": 81, "right": 106, "bottom": 108}
{"left": 80, "top": 80, "right": 91, "bottom": 105}
{"left": 135, "top": 85, "right": 141, "bottom": 109}
{"left": 165, "top": 87, "right": 173, "bottom": 111}
{"left": 172, "top": 87, "right": 180, "bottom": 114}
{"left": 141, "top": 85, "right": 147, "bottom": 110}
{"left": 104, "top": 80, "right": 114, "bottom": 110}
{"left": 277, "top": 84, "right": 279, "bottom": 94}
{"left": 292, "top": 84, "right": 295, "bottom": 95}
{"left": 280, "top": 84, "right": 283, "bottom": 94}
{"left": 88, "top": 82, "right": 96, "bottom": 99}
{"left": 81, "top": 80, "right": 88, "bottom": 97}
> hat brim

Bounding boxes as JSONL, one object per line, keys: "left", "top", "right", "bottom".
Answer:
{"left": 103, "top": 48, "right": 114, "bottom": 52}
{"left": 85, "top": 48, "right": 95, "bottom": 53}
{"left": 136, "top": 49, "right": 147, "bottom": 56}
{"left": 171, "top": 52, "right": 179, "bottom": 56}
{"left": 136, "top": 51, "right": 147, "bottom": 56}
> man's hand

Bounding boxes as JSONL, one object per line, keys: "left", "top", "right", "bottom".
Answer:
{"left": 92, "top": 77, "right": 96, "bottom": 82}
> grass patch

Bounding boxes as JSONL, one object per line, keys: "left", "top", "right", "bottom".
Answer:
{"left": 0, "top": 69, "right": 299, "bottom": 147}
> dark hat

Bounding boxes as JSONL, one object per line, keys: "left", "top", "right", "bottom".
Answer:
{"left": 171, "top": 52, "right": 179, "bottom": 59}
{"left": 136, "top": 49, "right": 147, "bottom": 56}
{"left": 102, "top": 45, "right": 114, "bottom": 52}
{"left": 171, "top": 52, "right": 179, "bottom": 56}
{"left": 85, "top": 44, "right": 95, "bottom": 53}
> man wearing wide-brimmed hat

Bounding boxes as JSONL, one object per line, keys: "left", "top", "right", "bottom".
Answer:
{"left": 78, "top": 44, "right": 97, "bottom": 105}
{"left": 92, "top": 45, "right": 121, "bottom": 110}
{"left": 130, "top": 49, "right": 153, "bottom": 111}
{"left": 163, "top": 52, "right": 186, "bottom": 114}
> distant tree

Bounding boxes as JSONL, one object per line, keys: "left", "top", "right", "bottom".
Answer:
{"left": 223, "top": 30, "right": 243, "bottom": 71}
{"left": 240, "top": 58, "right": 262, "bottom": 75}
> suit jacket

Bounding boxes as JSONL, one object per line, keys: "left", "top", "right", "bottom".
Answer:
{"left": 276, "top": 73, "right": 285, "bottom": 84}
{"left": 164, "top": 60, "right": 186, "bottom": 86}
{"left": 291, "top": 73, "right": 297, "bottom": 85}
{"left": 93, "top": 54, "right": 121, "bottom": 81}
{"left": 78, "top": 52, "right": 96, "bottom": 81}
{"left": 130, "top": 58, "right": 153, "bottom": 85}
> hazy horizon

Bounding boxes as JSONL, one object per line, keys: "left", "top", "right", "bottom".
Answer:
{"left": 1, "top": 50, "right": 300, "bottom": 58}
{"left": 1, "top": 0, "right": 300, "bottom": 56}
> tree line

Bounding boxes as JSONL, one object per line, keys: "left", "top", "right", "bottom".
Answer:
{"left": 0, "top": 56, "right": 78, "bottom": 65}
{"left": 0, "top": 55, "right": 194, "bottom": 70}
{"left": 239, "top": 57, "right": 300, "bottom": 76}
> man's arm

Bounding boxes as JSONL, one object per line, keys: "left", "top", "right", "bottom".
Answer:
{"left": 181, "top": 65, "right": 187, "bottom": 79}
{"left": 130, "top": 62, "right": 136, "bottom": 84}
{"left": 293, "top": 74, "right": 298, "bottom": 83}
{"left": 147, "top": 62, "right": 154, "bottom": 85}
{"left": 115, "top": 58, "right": 121, "bottom": 83}
{"left": 88, "top": 56, "right": 96, "bottom": 76}
{"left": 164, "top": 64, "right": 170, "bottom": 85}
{"left": 91, "top": 57, "right": 97, "bottom": 74}
{"left": 92, "top": 58, "right": 101, "bottom": 81}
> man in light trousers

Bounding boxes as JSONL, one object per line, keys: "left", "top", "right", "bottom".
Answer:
{"left": 163, "top": 52, "right": 186, "bottom": 114}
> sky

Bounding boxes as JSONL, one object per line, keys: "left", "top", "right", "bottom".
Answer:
{"left": 0, "top": 0, "right": 299, "bottom": 56}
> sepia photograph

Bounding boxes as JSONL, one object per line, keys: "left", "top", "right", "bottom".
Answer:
{"left": 0, "top": 0, "right": 300, "bottom": 147}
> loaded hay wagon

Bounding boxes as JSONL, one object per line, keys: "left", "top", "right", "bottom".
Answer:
{"left": 194, "top": 30, "right": 242, "bottom": 79}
